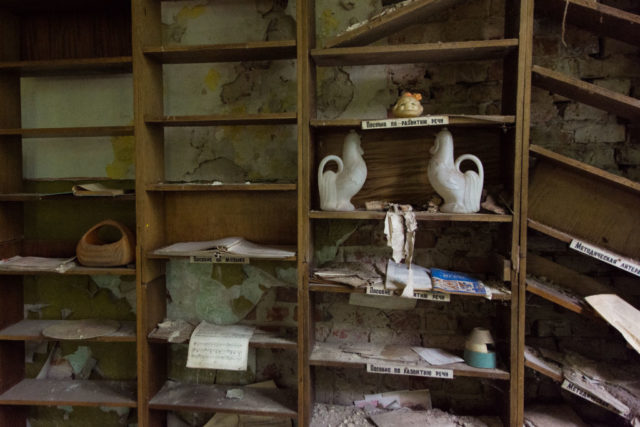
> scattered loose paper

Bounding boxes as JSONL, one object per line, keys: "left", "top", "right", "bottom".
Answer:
{"left": 186, "top": 321, "right": 255, "bottom": 371}
{"left": 411, "top": 347, "right": 464, "bottom": 366}
{"left": 385, "top": 260, "right": 432, "bottom": 292}
{"left": 384, "top": 210, "right": 405, "bottom": 263}
{"left": 360, "top": 389, "right": 432, "bottom": 410}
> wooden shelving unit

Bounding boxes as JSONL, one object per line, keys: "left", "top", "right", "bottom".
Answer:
{"left": 5, "top": 0, "right": 638, "bottom": 424}
{"left": 133, "top": 1, "right": 300, "bottom": 425}
{"left": 0, "top": 0, "right": 136, "bottom": 425}
{"left": 521, "top": 0, "right": 640, "bottom": 421}
{"left": 298, "top": 0, "right": 531, "bottom": 424}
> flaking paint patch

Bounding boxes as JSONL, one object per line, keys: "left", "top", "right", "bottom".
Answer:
{"left": 319, "top": 9, "right": 339, "bottom": 40}
{"left": 106, "top": 135, "right": 135, "bottom": 179}
{"left": 314, "top": 220, "right": 360, "bottom": 266}
{"left": 204, "top": 68, "right": 222, "bottom": 91}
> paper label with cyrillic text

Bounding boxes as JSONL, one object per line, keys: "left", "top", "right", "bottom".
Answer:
{"left": 367, "top": 363, "right": 453, "bottom": 379}
{"left": 570, "top": 239, "right": 640, "bottom": 277}
{"left": 362, "top": 116, "right": 449, "bottom": 130}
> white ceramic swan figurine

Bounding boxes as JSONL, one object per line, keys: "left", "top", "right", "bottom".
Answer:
{"left": 318, "top": 130, "right": 367, "bottom": 211}
{"left": 428, "top": 128, "right": 484, "bottom": 213}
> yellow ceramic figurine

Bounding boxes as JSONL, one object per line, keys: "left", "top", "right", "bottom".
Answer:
{"left": 391, "top": 92, "right": 424, "bottom": 118}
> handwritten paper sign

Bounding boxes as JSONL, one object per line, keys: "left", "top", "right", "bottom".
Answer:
{"left": 186, "top": 321, "right": 254, "bottom": 371}
{"left": 570, "top": 239, "right": 640, "bottom": 277}
{"left": 367, "top": 363, "right": 453, "bottom": 379}
{"left": 362, "top": 116, "right": 449, "bottom": 130}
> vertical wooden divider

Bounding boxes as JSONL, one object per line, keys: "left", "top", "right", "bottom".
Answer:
{"left": 501, "top": 0, "right": 533, "bottom": 424}
{"left": 0, "top": 7, "right": 25, "bottom": 427}
{"left": 297, "top": 0, "right": 315, "bottom": 424}
{"left": 516, "top": 0, "right": 535, "bottom": 424}
{"left": 132, "top": 0, "right": 167, "bottom": 426}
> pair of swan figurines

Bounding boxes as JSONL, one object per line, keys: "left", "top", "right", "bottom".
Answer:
{"left": 318, "top": 128, "right": 484, "bottom": 214}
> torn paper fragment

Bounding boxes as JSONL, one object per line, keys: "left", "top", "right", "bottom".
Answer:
{"left": 186, "top": 321, "right": 255, "bottom": 371}
{"left": 384, "top": 210, "right": 405, "bottom": 263}
{"left": 411, "top": 347, "right": 464, "bottom": 366}
{"left": 585, "top": 294, "right": 640, "bottom": 356}
{"left": 402, "top": 208, "right": 417, "bottom": 267}
{"left": 153, "top": 319, "right": 195, "bottom": 343}
{"left": 385, "top": 260, "right": 431, "bottom": 292}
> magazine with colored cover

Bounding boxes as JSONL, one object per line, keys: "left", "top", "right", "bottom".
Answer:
{"left": 430, "top": 268, "right": 486, "bottom": 296}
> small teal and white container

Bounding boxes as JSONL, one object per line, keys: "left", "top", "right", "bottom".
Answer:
{"left": 464, "top": 327, "right": 497, "bottom": 369}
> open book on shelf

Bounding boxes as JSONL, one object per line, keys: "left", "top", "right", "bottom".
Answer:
{"left": 153, "top": 237, "right": 295, "bottom": 259}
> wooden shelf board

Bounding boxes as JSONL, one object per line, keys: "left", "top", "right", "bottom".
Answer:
{"left": 524, "top": 349, "right": 563, "bottom": 382}
{"left": 309, "top": 282, "right": 511, "bottom": 301}
{"left": 0, "top": 57, "right": 132, "bottom": 76}
{"left": 309, "top": 210, "right": 512, "bottom": 222}
{"left": 536, "top": 0, "right": 640, "bottom": 47}
{"left": 148, "top": 328, "right": 297, "bottom": 350}
{"left": 525, "top": 277, "right": 594, "bottom": 317}
{"left": 146, "top": 183, "right": 296, "bottom": 192}
{"left": 310, "top": 115, "right": 515, "bottom": 128}
{"left": 323, "top": 0, "right": 467, "bottom": 48}
{"left": 143, "top": 40, "right": 297, "bottom": 63}
{"left": 146, "top": 251, "right": 297, "bottom": 262}
{"left": 313, "top": 39, "right": 519, "bottom": 66}
{"left": 527, "top": 219, "right": 578, "bottom": 244}
{"left": 0, "top": 126, "right": 134, "bottom": 138}
{"left": 0, "top": 193, "right": 135, "bottom": 201}
{"left": 530, "top": 144, "right": 640, "bottom": 194}
{"left": 0, "top": 319, "right": 136, "bottom": 342}
{"left": 145, "top": 113, "right": 297, "bottom": 126}
{"left": 0, "top": 379, "right": 137, "bottom": 408}
{"left": 310, "top": 342, "right": 510, "bottom": 380}
{"left": 148, "top": 381, "right": 297, "bottom": 417}
{"left": 531, "top": 65, "right": 640, "bottom": 121}
{"left": 0, "top": 263, "right": 135, "bottom": 276}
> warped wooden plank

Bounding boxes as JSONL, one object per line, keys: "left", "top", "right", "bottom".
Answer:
{"left": 309, "top": 210, "right": 512, "bottom": 222}
{"left": 524, "top": 348, "right": 563, "bottom": 382}
{"left": 536, "top": 0, "right": 640, "bottom": 46}
{"left": 310, "top": 342, "right": 510, "bottom": 380}
{"left": 0, "top": 261, "right": 134, "bottom": 276}
{"left": 149, "top": 381, "right": 297, "bottom": 417}
{"left": 0, "top": 319, "right": 136, "bottom": 342}
{"left": 312, "top": 39, "right": 518, "bottom": 66}
{"left": 0, "top": 379, "right": 137, "bottom": 407}
{"left": 0, "top": 126, "right": 134, "bottom": 138}
{"left": 145, "top": 113, "right": 297, "bottom": 126}
{"left": 0, "top": 57, "right": 132, "bottom": 76}
{"left": 311, "top": 115, "right": 515, "bottom": 128}
{"left": 0, "top": 193, "right": 134, "bottom": 201}
{"left": 530, "top": 144, "right": 640, "bottom": 193}
{"left": 527, "top": 253, "right": 611, "bottom": 297}
{"left": 529, "top": 147, "right": 640, "bottom": 260}
{"left": 143, "top": 40, "right": 296, "bottom": 63}
{"left": 532, "top": 66, "right": 640, "bottom": 121}
{"left": 526, "top": 277, "right": 595, "bottom": 316}
{"left": 323, "top": 0, "right": 467, "bottom": 48}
